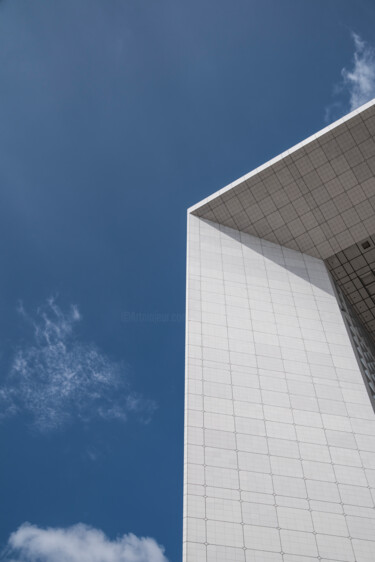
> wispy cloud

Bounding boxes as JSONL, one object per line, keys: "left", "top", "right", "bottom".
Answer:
{"left": 0, "top": 298, "right": 156, "bottom": 431}
{"left": 325, "top": 32, "right": 375, "bottom": 122}
{"left": 3, "top": 523, "right": 168, "bottom": 562}
{"left": 342, "top": 32, "right": 375, "bottom": 111}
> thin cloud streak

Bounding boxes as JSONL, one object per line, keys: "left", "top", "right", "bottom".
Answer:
{"left": 342, "top": 32, "right": 375, "bottom": 111}
{"left": 325, "top": 32, "right": 375, "bottom": 122}
{"left": 3, "top": 523, "right": 168, "bottom": 562}
{"left": 0, "top": 298, "right": 156, "bottom": 431}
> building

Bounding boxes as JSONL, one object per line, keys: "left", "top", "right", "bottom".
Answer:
{"left": 184, "top": 99, "right": 375, "bottom": 562}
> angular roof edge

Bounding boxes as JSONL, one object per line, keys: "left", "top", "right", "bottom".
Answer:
{"left": 188, "top": 98, "right": 375, "bottom": 215}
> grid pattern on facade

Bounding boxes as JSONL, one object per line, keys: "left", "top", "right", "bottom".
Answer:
{"left": 335, "top": 281, "right": 375, "bottom": 408}
{"left": 184, "top": 216, "right": 375, "bottom": 562}
{"left": 326, "top": 235, "right": 375, "bottom": 344}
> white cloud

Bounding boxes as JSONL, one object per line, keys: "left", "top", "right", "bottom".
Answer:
{"left": 325, "top": 32, "right": 375, "bottom": 122}
{"left": 342, "top": 32, "right": 375, "bottom": 111}
{"left": 0, "top": 298, "right": 156, "bottom": 431}
{"left": 3, "top": 523, "right": 168, "bottom": 562}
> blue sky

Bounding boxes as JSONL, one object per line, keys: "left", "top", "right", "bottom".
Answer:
{"left": 0, "top": 1, "right": 375, "bottom": 561}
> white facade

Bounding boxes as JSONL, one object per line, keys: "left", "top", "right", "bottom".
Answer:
{"left": 184, "top": 102, "right": 375, "bottom": 561}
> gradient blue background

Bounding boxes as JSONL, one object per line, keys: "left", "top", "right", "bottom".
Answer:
{"left": 0, "top": 1, "right": 375, "bottom": 560}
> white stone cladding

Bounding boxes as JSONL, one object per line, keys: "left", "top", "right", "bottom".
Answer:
{"left": 183, "top": 214, "right": 375, "bottom": 562}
